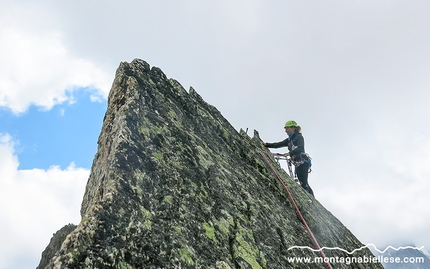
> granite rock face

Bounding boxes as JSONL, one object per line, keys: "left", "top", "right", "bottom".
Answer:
{"left": 40, "top": 59, "right": 383, "bottom": 268}
{"left": 37, "top": 224, "right": 77, "bottom": 269}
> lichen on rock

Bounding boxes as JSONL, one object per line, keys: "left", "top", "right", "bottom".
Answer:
{"left": 39, "top": 59, "right": 383, "bottom": 269}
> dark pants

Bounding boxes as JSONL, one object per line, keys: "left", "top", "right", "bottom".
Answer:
{"left": 296, "top": 162, "right": 314, "bottom": 196}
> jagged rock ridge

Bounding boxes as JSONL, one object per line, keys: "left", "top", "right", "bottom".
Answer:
{"left": 39, "top": 59, "right": 383, "bottom": 269}
{"left": 38, "top": 224, "right": 76, "bottom": 269}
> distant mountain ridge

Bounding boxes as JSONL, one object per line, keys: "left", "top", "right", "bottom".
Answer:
{"left": 371, "top": 245, "right": 430, "bottom": 269}
{"left": 38, "top": 59, "right": 383, "bottom": 268}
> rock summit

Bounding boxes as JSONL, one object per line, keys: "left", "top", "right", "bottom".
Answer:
{"left": 38, "top": 59, "right": 383, "bottom": 269}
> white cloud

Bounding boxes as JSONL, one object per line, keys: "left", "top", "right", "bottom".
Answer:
{"left": 0, "top": 2, "right": 111, "bottom": 114}
{"left": 316, "top": 124, "right": 430, "bottom": 249}
{"left": 0, "top": 133, "right": 88, "bottom": 268}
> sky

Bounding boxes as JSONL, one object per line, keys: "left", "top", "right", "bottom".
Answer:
{"left": 1, "top": 0, "right": 430, "bottom": 268}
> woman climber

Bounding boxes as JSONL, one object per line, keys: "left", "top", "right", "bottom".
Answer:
{"left": 262, "top": 120, "right": 314, "bottom": 196}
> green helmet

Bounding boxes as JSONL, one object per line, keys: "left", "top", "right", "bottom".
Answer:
{"left": 284, "top": 120, "right": 298, "bottom": 128}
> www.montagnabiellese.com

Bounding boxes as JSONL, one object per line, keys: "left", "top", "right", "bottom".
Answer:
{"left": 287, "top": 255, "right": 426, "bottom": 265}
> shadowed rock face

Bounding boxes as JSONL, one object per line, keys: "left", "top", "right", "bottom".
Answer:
{"left": 39, "top": 59, "right": 383, "bottom": 269}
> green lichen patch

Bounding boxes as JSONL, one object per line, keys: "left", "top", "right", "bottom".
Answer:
{"left": 162, "top": 195, "right": 173, "bottom": 204}
{"left": 203, "top": 221, "right": 218, "bottom": 242}
{"left": 174, "top": 247, "right": 195, "bottom": 265}
{"left": 214, "top": 217, "right": 231, "bottom": 235}
{"left": 231, "top": 226, "right": 267, "bottom": 269}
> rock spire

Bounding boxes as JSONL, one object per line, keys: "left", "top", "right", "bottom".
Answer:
{"left": 38, "top": 59, "right": 383, "bottom": 269}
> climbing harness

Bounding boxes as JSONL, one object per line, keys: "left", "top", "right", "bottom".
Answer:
{"left": 260, "top": 151, "right": 333, "bottom": 269}
{"left": 272, "top": 152, "right": 312, "bottom": 175}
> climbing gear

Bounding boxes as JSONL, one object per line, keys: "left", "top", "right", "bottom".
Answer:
{"left": 284, "top": 120, "right": 298, "bottom": 128}
{"left": 260, "top": 151, "right": 333, "bottom": 269}
{"left": 271, "top": 153, "right": 298, "bottom": 182}
{"left": 272, "top": 152, "right": 312, "bottom": 174}
{"left": 301, "top": 153, "right": 312, "bottom": 173}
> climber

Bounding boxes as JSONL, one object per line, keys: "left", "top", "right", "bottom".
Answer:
{"left": 262, "top": 120, "right": 314, "bottom": 196}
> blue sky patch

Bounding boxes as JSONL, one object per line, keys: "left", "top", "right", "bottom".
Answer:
{"left": 0, "top": 89, "right": 107, "bottom": 170}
